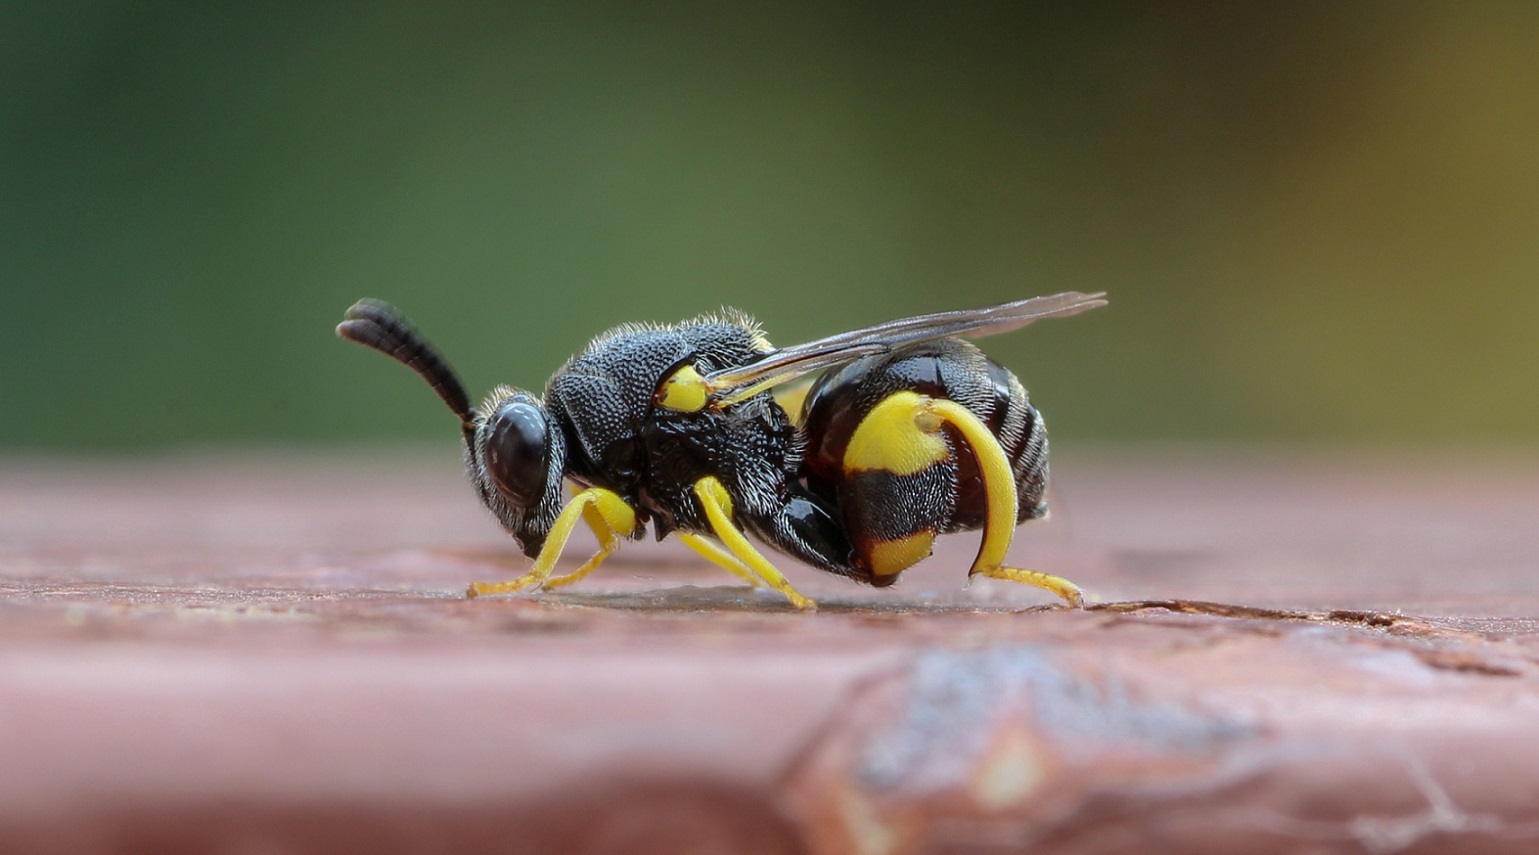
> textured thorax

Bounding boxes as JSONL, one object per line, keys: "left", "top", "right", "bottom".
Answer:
{"left": 542, "top": 312, "right": 788, "bottom": 533}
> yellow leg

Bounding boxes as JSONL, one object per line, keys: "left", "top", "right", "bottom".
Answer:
{"left": 693, "top": 477, "right": 817, "bottom": 611}
{"left": 540, "top": 495, "right": 633, "bottom": 590}
{"left": 467, "top": 487, "right": 636, "bottom": 598}
{"left": 925, "top": 398, "right": 1085, "bottom": 608}
{"left": 970, "top": 564, "right": 1084, "bottom": 607}
{"left": 678, "top": 532, "right": 763, "bottom": 588}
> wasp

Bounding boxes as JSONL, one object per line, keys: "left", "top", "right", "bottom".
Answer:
{"left": 337, "top": 292, "right": 1105, "bottom": 610}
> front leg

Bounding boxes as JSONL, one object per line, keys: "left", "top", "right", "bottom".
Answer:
{"left": 467, "top": 487, "right": 637, "bottom": 598}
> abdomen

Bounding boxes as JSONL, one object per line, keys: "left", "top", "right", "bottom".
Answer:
{"left": 796, "top": 339, "right": 1048, "bottom": 585}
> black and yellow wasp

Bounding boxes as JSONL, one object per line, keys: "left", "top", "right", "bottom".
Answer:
{"left": 337, "top": 292, "right": 1105, "bottom": 609}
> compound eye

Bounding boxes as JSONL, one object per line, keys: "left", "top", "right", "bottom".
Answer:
{"left": 485, "top": 400, "right": 551, "bottom": 506}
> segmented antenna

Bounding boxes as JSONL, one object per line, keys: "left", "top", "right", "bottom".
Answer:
{"left": 336, "top": 299, "right": 475, "bottom": 425}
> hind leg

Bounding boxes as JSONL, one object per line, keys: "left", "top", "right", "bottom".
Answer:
{"left": 844, "top": 390, "right": 1083, "bottom": 606}
{"left": 923, "top": 396, "right": 1083, "bottom": 606}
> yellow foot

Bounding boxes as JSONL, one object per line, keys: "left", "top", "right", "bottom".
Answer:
{"left": 973, "top": 565, "right": 1085, "bottom": 607}
{"left": 777, "top": 587, "right": 817, "bottom": 612}
{"left": 466, "top": 574, "right": 542, "bottom": 598}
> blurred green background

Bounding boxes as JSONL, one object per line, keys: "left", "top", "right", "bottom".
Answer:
{"left": 3, "top": 2, "right": 1536, "bottom": 451}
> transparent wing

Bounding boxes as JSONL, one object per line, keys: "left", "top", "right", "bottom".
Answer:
{"left": 703, "top": 291, "right": 1107, "bottom": 406}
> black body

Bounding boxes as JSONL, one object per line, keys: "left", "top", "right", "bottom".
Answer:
{"left": 337, "top": 294, "right": 1102, "bottom": 592}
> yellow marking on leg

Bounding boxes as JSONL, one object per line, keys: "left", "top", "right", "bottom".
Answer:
{"left": 542, "top": 492, "right": 637, "bottom": 590}
{"left": 678, "top": 533, "right": 763, "bottom": 588}
{"left": 924, "top": 398, "right": 1084, "bottom": 607}
{"left": 467, "top": 487, "right": 636, "bottom": 598}
{"left": 693, "top": 476, "right": 816, "bottom": 611}
{"left": 867, "top": 530, "right": 935, "bottom": 577}
{"left": 539, "top": 544, "right": 609, "bottom": 590}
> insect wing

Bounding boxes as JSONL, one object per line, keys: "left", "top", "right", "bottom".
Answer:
{"left": 703, "top": 291, "right": 1107, "bottom": 406}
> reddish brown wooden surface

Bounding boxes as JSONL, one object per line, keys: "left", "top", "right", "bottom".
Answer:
{"left": 2, "top": 449, "right": 1538, "bottom": 854}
